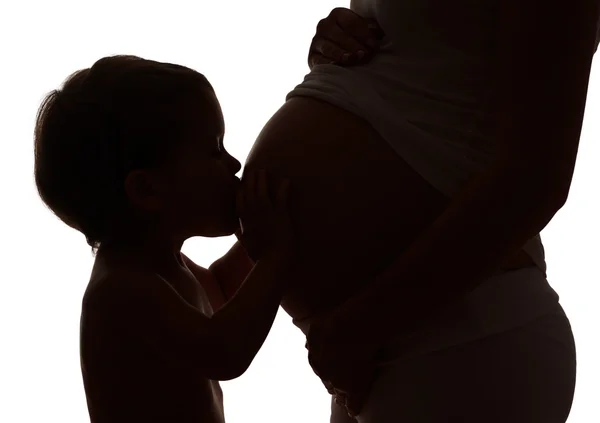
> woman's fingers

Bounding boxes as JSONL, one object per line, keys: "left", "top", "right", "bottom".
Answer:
{"left": 334, "top": 394, "right": 347, "bottom": 406}
{"left": 332, "top": 386, "right": 368, "bottom": 417}
{"left": 308, "top": 7, "right": 384, "bottom": 69}
{"left": 310, "top": 38, "right": 346, "bottom": 65}
{"left": 312, "top": 37, "right": 366, "bottom": 65}
{"left": 345, "top": 391, "right": 367, "bottom": 417}
{"left": 323, "top": 380, "right": 336, "bottom": 395}
{"left": 330, "top": 8, "right": 380, "bottom": 49}
{"left": 316, "top": 19, "right": 369, "bottom": 58}
{"left": 308, "top": 53, "right": 336, "bottom": 68}
{"left": 333, "top": 390, "right": 362, "bottom": 418}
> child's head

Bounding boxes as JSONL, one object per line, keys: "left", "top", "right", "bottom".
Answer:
{"left": 34, "top": 55, "right": 242, "bottom": 254}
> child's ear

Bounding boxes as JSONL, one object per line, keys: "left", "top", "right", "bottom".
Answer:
{"left": 124, "top": 170, "right": 163, "bottom": 211}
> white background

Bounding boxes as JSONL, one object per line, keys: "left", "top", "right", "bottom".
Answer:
{"left": 1, "top": 1, "right": 598, "bottom": 422}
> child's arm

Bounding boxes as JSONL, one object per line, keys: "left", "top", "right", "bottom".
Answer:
{"left": 182, "top": 241, "right": 254, "bottom": 311}
{"left": 181, "top": 253, "right": 228, "bottom": 311}
{"left": 208, "top": 250, "right": 293, "bottom": 376}
{"left": 101, "top": 170, "right": 294, "bottom": 381}
{"left": 97, "top": 250, "right": 292, "bottom": 382}
{"left": 208, "top": 241, "right": 254, "bottom": 301}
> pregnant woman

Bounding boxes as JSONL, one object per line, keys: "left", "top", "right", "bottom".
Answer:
{"left": 241, "top": 2, "right": 600, "bottom": 423}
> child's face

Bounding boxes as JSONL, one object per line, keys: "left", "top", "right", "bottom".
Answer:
{"left": 166, "top": 90, "right": 243, "bottom": 238}
{"left": 126, "top": 89, "right": 242, "bottom": 240}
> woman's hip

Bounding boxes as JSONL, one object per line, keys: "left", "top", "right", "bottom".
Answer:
{"left": 333, "top": 305, "right": 576, "bottom": 423}
{"left": 374, "top": 266, "right": 562, "bottom": 365}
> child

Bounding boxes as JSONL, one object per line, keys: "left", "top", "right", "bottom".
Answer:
{"left": 34, "top": 55, "right": 295, "bottom": 423}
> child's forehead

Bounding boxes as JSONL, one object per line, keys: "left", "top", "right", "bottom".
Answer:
{"left": 175, "top": 96, "right": 223, "bottom": 144}
{"left": 193, "top": 88, "right": 225, "bottom": 133}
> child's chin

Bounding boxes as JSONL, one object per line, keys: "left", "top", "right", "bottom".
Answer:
{"left": 226, "top": 218, "right": 241, "bottom": 236}
{"left": 206, "top": 218, "right": 239, "bottom": 238}
{"left": 220, "top": 225, "right": 238, "bottom": 237}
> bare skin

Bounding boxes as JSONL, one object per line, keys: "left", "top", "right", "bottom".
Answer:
{"left": 80, "top": 177, "right": 291, "bottom": 423}
{"left": 244, "top": 96, "right": 533, "bottom": 323}
{"left": 78, "top": 82, "right": 295, "bottom": 423}
{"left": 81, "top": 250, "right": 227, "bottom": 423}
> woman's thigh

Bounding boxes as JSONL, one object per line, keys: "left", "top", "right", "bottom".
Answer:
{"left": 332, "top": 311, "right": 576, "bottom": 423}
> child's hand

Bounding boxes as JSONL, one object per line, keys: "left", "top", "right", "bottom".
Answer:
{"left": 236, "top": 169, "right": 294, "bottom": 262}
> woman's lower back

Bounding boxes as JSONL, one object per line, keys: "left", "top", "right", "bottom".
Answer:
{"left": 245, "top": 96, "right": 449, "bottom": 320}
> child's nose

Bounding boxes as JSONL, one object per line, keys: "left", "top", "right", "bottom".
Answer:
{"left": 229, "top": 155, "right": 242, "bottom": 175}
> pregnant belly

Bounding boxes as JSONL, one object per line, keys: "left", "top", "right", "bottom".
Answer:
{"left": 244, "top": 97, "right": 448, "bottom": 321}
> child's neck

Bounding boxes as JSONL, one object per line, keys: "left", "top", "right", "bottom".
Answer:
{"left": 100, "top": 232, "right": 186, "bottom": 273}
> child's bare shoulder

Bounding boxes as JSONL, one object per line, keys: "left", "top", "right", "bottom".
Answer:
{"left": 83, "top": 258, "right": 158, "bottom": 316}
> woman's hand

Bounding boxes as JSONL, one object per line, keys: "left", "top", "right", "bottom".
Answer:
{"left": 305, "top": 304, "right": 380, "bottom": 417}
{"left": 236, "top": 169, "right": 294, "bottom": 262}
{"left": 308, "top": 7, "right": 385, "bottom": 69}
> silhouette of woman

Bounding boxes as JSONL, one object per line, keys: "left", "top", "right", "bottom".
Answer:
{"left": 242, "top": 3, "right": 600, "bottom": 422}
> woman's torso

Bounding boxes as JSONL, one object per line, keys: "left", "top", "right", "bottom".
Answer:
{"left": 302, "top": 0, "right": 502, "bottom": 197}
{"left": 244, "top": 0, "right": 538, "bottom": 322}
{"left": 243, "top": 0, "right": 554, "bottom": 323}
{"left": 246, "top": 97, "right": 532, "bottom": 322}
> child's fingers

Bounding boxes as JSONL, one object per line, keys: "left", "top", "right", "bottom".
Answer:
{"left": 236, "top": 183, "right": 245, "bottom": 217}
{"left": 275, "top": 178, "right": 291, "bottom": 211}
{"left": 255, "top": 169, "right": 273, "bottom": 209}
{"left": 244, "top": 169, "right": 257, "bottom": 210}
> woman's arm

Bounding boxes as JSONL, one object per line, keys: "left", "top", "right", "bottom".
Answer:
{"left": 340, "top": 0, "right": 599, "bottom": 344}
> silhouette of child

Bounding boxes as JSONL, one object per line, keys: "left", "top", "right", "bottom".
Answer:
{"left": 34, "top": 55, "right": 294, "bottom": 423}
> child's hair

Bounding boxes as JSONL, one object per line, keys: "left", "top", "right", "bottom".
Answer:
{"left": 34, "top": 55, "right": 213, "bottom": 254}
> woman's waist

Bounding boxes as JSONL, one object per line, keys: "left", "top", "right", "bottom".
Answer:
{"left": 284, "top": 247, "right": 536, "bottom": 331}
{"left": 376, "top": 266, "right": 560, "bottom": 364}
{"left": 292, "top": 265, "right": 558, "bottom": 342}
